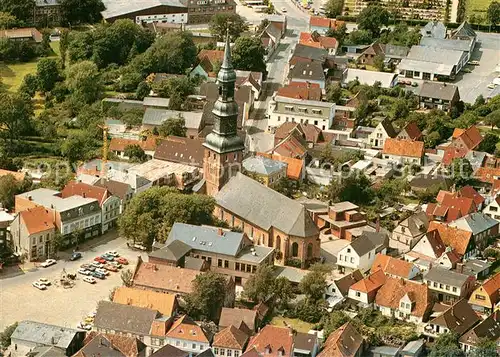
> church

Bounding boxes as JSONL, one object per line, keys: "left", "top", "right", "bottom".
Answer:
{"left": 202, "top": 34, "right": 320, "bottom": 267}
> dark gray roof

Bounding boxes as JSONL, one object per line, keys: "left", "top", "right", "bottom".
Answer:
{"left": 459, "top": 312, "right": 500, "bottom": 347}
{"left": 349, "top": 234, "right": 376, "bottom": 256}
{"left": 451, "top": 21, "right": 477, "bottom": 39}
{"left": 198, "top": 349, "right": 216, "bottom": 357}
{"left": 184, "top": 256, "right": 206, "bottom": 271}
{"left": 215, "top": 173, "right": 319, "bottom": 237}
{"left": 11, "top": 321, "right": 82, "bottom": 350}
{"left": 429, "top": 299, "right": 480, "bottom": 335}
{"left": 362, "top": 231, "right": 389, "bottom": 251}
{"left": 334, "top": 270, "right": 364, "bottom": 296}
{"left": 101, "top": 0, "right": 186, "bottom": 19}
{"left": 410, "top": 175, "right": 452, "bottom": 190}
{"left": 421, "top": 21, "right": 447, "bottom": 39}
{"left": 263, "top": 22, "right": 281, "bottom": 41}
{"left": 462, "top": 259, "right": 491, "bottom": 277}
{"left": 292, "top": 44, "right": 327, "bottom": 62}
{"left": 94, "top": 301, "right": 159, "bottom": 335}
{"left": 407, "top": 45, "right": 464, "bottom": 66}
{"left": 449, "top": 212, "right": 498, "bottom": 235}
{"left": 401, "top": 211, "right": 429, "bottom": 237}
{"left": 420, "top": 37, "right": 472, "bottom": 52}
{"left": 384, "top": 44, "right": 409, "bottom": 59}
{"left": 294, "top": 332, "right": 317, "bottom": 352}
{"left": 154, "top": 136, "right": 205, "bottom": 168}
{"left": 95, "top": 179, "right": 131, "bottom": 200}
{"left": 150, "top": 344, "right": 189, "bottom": 357}
{"left": 150, "top": 239, "right": 192, "bottom": 261}
{"left": 29, "top": 346, "right": 67, "bottom": 357}
{"left": 76, "top": 333, "right": 146, "bottom": 357}
{"left": 289, "top": 61, "right": 325, "bottom": 81}
{"left": 419, "top": 81, "right": 459, "bottom": 101}
{"left": 424, "top": 267, "right": 470, "bottom": 287}
{"left": 380, "top": 118, "right": 397, "bottom": 138}
{"left": 142, "top": 108, "right": 203, "bottom": 130}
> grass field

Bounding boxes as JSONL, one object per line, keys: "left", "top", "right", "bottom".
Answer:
{"left": 0, "top": 42, "right": 60, "bottom": 92}
{"left": 466, "top": 0, "right": 494, "bottom": 16}
{"left": 270, "top": 317, "right": 314, "bottom": 333}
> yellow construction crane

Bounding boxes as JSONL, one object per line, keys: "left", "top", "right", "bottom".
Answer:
{"left": 98, "top": 124, "right": 109, "bottom": 178}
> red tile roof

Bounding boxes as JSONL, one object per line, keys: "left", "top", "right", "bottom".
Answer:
{"left": 166, "top": 315, "right": 210, "bottom": 343}
{"left": 442, "top": 146, "right": 469, "bottom": 166}
{"left": 475, "top": 167, "right": 500, "bottom": 184}
{"left": 246, "top": 325, "right": 293, "bottom": 357}
{"left": 478, "top": 271, "right": 500, "bottom": 304}
{"left": 428, "top": 221, "right": 473, "bottom": 256}
{"left": 375, "top": 277, "right": 432, "bottom": 318}
{"left": 350, "top": 269, "right": 386, "bottom": 294}
{"left": 61, "top": 181, "right": 109, "bottom": 206}
{"left": 309, "top": 16, "right": 344, "bottom": 30}
{"left": 370, "top": 254, "right": 417, "bottom": 279}
{"left": 109, "top": 137, "right": 158, "bottom": 153}
{"left": 458, "top": 126, "right": 483, "bottom": 150}
{"left": 299, "top": 32, "right": 338, "bottom": 50}
{"left": 272, "top": 134, "right": 307, "bottom": 158}
{"left": 74, "top": 332, "right": 145, "bottom": 357}
{"left": 382, "top": 138, "right": 424, "bottom": 158}
{"left": 213, "top": 325, "right": 249, "bottom": 350}
{"left": 288, "top": 81, "right": 321, "bottom": 88}
{"left": 277, "top": 85, "right": 322, "bottom": 101}
{"left": 274, "top": 122, "right": 322, "bottom": 143}
{"left": 198, "top": 49, "right": 224, "bottom": 65}
{"left": 401, "top": 122, "right": 423, "bottom": 140}
{"left": 20, "top": 206, "right": 55, "bottom": 235}
{"left": 317, "top": 322, "right": 363, "bottom": 357}
{"left": 452, "top": 128, "right": 466, "bottom": 138}
{"left": 257, "top": 152, "right": 304, "bottom": 180}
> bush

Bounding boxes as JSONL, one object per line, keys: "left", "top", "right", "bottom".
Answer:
{"left": 293, "top": 298, "right": 327, "bottom": 323}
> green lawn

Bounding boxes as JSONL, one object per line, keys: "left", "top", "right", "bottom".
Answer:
{"left": 466, "top": 0, "right": 494, "bottom": 16}
{"left": 270, "top": 317, "right": 314, "bottom": 333}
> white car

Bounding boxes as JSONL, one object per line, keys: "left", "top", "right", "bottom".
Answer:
{"left": 91, "top": 262, "right": 103, "bottom": 269}
{"left": 96, "top": 268, "right": 109, "bottom": 276}
{"left": 32, "top": 281, "right": 47, "bottom": 290}
{"left": 281, "top": 7, "right": 287, "bottom": 12}
{"left": 83, "top": 276, "right": 96, "bottom": 284}
{"left": 41, "top": 259, "right": 57, "bottom": 268}
{"left": 106, "top": 251, "right": 119, "bottom": 257}
{"left": 109, "top": 261, "right": 122, "bottom": 269}
{"left": 77, "top": 268, "right": 90, "bottom": 275}
{"left": 37, "top": 278, "right": 51, "bottom": 286}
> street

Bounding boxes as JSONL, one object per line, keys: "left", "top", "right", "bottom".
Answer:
{"left": 0, "top": 233, "right": 145, "bottom": 331}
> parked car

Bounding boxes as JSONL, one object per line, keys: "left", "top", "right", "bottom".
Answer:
{"left": 96, "top": 268, "right": 109, "bottom": 275}
{"left": 101, "top": 254, "right": 114, "bottom": 262}
{"left": 33, "top": 281, "right": 47, "bottom": 290}
{"left": 104, "top": 264, "right": 118, "bottom": 272}
{"left": 91, "top": 271, "right": 105, "bottom": 279}
{"left": 106, "top": 251, "right": 119, "bottom": 257}
{"left": 94, "top": 256, "right": 106, "bottom": 264}
{"left": 37, "top": 278, "right": 51, "bottom": 286}
{"left": 116, "top": 257, "right": 129, "bottom": 265}
{"left": 109, "top": 261, "right": 122, "bottom": 269}
{"left": 77, "top": 268, "right": 90, "bottom": 275}
{"left": 70, "top": 252, "right": 82, "bottom": 261}
{"left": 91, "top": 262, "right": 103, "bottom": 269}
{"left": 469, "top": 60, "right": 480, "bottom": 65}
{"left": 488, "top": 83, "right": 496, "bottom": 89}
{"left": 41, "top": 259, "right": 57, "bottom": 268}
{"left": 128, "top": 243, "right": 147, "bottom": 251}
{"left": 83, "top": 276, "right": 96, "bottom": 284}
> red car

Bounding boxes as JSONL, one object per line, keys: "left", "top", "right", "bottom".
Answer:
{"left": 104, "top": 264, "right": 118, "bottom": 272}
{"left": 116, "top": 257, "right": 128, "bottom": 265}
{"left": 94, "top": 257, "right": 106, "bottom": 264}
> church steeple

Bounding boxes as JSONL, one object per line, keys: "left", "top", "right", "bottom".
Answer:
{"left": 203, "top": 31, "right": 245, "bottom": 196}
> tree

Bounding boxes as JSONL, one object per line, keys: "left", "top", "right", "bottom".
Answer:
{"left": 344, "top": 30, "right": 374, "bottom": 46}
{"left": 325, "top": 23, "right": 347, "bottom": 46}
{"left": 294, "top": 298, "right": 328, "bottom": 323}
{"left": 322, "top": 311, "right": 349, "bottom": 339}
{"left": 270, "top": 177, "right": 298, "bottom": 198}
{"left": 124, "top": 144, "right": 147, "bottom": 162}
{"left": 159, "top": 116, "right": 187, "bottom": 137}
{"left": 485, "top": 109, "right": 500, "bottom": 130}
{"left": 118, "top": 187, "right": 216, "bottom": 247}
{"left": 0, "top": 12, "right": 16, "bottom": 29}
{"left": 120, "top": 108, "right": 144, "bottom": 128}
{"left": 59, "top": 29, "right": 70, "bottom": 69}
{"left": 326, "top": 82, "right": 342, "bottom": 103}
{"left": 357, "top": 5, "right": 390, "bottom": 37}
{"left": 273, "top": 276, "right": 295, "bottom": 310}
{"left": 19, "top": 73, "right": 38, "bottom": 98}
{"left": 0, "top": 174, "right": 19, "bottom": 210}
{"left": 478, "top": 133, "right": 499, "bottom": 154}
{"left": 329, "top": 173, "right": 374, "bottom": 205}
{"left": 120, "top": 269, "right": 133, "bottom": 287}
{"left": 135, "top": 81, "right": 150, "bottom": 100}
{"left": 60, "top": 131, "right": 99, "bottom": 164}
{"left": 450, "top": 158, "right": 474, "bottom": 188}
{"left": 487, "top": 1, "right": 500, "bottom": 26}
{"left": 256, "top": 19, "right": 269, "bottom": 33}
{"left": 299, "top": 266, "right": 329, "bottom": 301}
{"left": 65, "top": 60, "right": 102, "bottom": 104}
{"left": 0, "top": 92, "right": 33, "bottom": 145}
{"left": 324, "top": 0, "right": 344, "bottom": 17}
{"left": 185, "top": 272, "right": 227, "bottom": 321}
{"left": 470, "top": 338, "right": 498, "bottom": 357}
{"left": 373, "top": 54, "right": 385, "bottom": 71}
{"left": 59, "top": 0, "right": 105, "bottom": 25}
{"left": 391, "top": 99, "right": 409, "bottom": 120}
{"left": 232, "top": 36, "right": 267, "bottom": 73}
{"left": 0, "top": 322, "right": 18, "bottom": 348}
{"left": 429, "top": 332, "right": 465, "bottom": 357}
{"left": 243, "top": 265, "right": 275, "bottom": 303}
{"left": 36, "top": 58, "right": 60, "bottom": 93}
{"left": 209, "top": 13, "right": 248, "bottom": 41}
{"left": 0, "top": 0, "right": 34, "bottom": 24}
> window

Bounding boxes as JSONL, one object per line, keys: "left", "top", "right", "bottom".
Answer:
{"left": 227, "top": 351, "right": 232, "bottom": 357}
{"left": 452, "top": 287, "right": 457, "bottom": 292}
{"left": 246, "top": 264, "right": 251, "bottom": 273}
{"left": 475, "top": 294, "right": 486, "bottom": 300}
{"left": 490, "top": 206, "right": 498, "bottom": 212}
{"left": 218, "top": 259, "right": 222, "bottom": 267}
{"left": 39, "top": 236, "right": 43, "bottom": 243}
{"left": 241, "top": 263, "right": 245, "bottom": 271}
{"left": 347, "top": 248, "right": 351, "bottom": 253}
{"left": 252, "top": 265, "right": 257, "bottom": 273}
{"left": 439, "top": 283, "right": 443, "bottom": 289}
{"left": 220, "top": 349, "right": 225, "bottom": 356}
{"left": 224, "top": 260, "right": 229, "bottom": 268}
{"left": 350, "top": 257, "right": 354, "bottom": 263}
{"left": 445, "top": 285, "right": 450, "bottom": 291}
{"left": 235, "top": 263, "right": 240, "bottom": 271}
{"left": 400, "top": 302, "right": 405, "bottom": 308}
{"left": 433, "top": 282, "right": 438, "bottom": 287}
{"left": 356, "top": 291, "right": 361, "bottom": 297}
{"left": 176, "top": 341, "right": 180, "bottom": 346}
{"left": 235, "top": 352, "right": 240, "bottom": 357}
{"left": 214, "top": 348, "right": 219, "bottom": 354}
{"left": 192, "top": 344, "right": 196, "bottom": 349}
{"left": 406, "top": 303, "right": 410, "bottom": 309}
{"left": 339, "top": 254, "right": 343, "bottom": 261}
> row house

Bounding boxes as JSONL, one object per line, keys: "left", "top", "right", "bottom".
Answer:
{"left": 299, "top": 31, "right": 338, "bottom": 55}
{"left": 73, "top": 332, "right": 147, "bottom": 357}
{"left": 325, "top": 270, "right": 364, "bottom": 308}
{"left": 370, "top": 254, "right": 420, "bottom": 280}
{"left": 336, "top": 232, "right": 388, "bottom": 273}
{"left": 366, "top": 118, "right": 397, "bottom": 149}
{"left": 423, "top": 267, "right": 476, "bottom": 304}
{"left": 348, "top": 269, "right": 387, "bottom": 307}
{"left": 390, "top": 211, "right": 429, "bottom": 253}
{"left": 288, "top": 61, "right": 326, "bottom": 89}
{"left": 397, "top": 121, "right": 423, "bottom": 141}
{"left": 212, "top": 325, "right": 248, "bottom": 357}
{"left": 459, "top": 311, "right": 500, "bottom": 354}
{"left": 382, "top": 138, "right": 425, "bottom": 165}
{"left": 317, "top": 322, "right": 363, "bottom": 357}
{"left": 468, "top": 272, "right": 500, "bottom": 314}
{"left": 442, "top": 126, "right": 483, "bottom": 166}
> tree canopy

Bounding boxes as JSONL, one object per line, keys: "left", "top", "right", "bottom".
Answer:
{"left": 118, "top": 187, "right": 216, "bottom": 247}
{"left": 357, "top": 5, "right": 390, "bottom": 37}
{"left": 209, "top": 13, "right": 249, "bottom": 41}
{"left": 65, "top": 60, "right": 102, "bottom": 105}
{"left": 324, "top": 0, "right": 344, "bottom": 17}
{"left": 59, "top": 0, "right": 105, "bottom": 25}
{"left": 429, "top": 332, "right": 465, "bottom": 357}
{"left": 0, "top": 92, "right": 33, "bottom": 145}
{"left": 36, "top": 58, "right": 60, "bottom": 93}
{"left": 329, "top": 173, "right": 374, "bottom": 205}
{"left": 0, "top": 0, "right": 33, "bottom": 24}
{"left": 185, "top": 272, "right": 228, "bottom": 321}
{"left": 487, "top": 1, "right": 500, "bottom": 25}
{"left": 232, "top": 37, "right": 267, "bottom": 74}
{"left": 159, "top": 116, "right": 187, "bottom": 137}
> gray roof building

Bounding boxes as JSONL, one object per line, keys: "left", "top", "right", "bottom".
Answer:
{"left": 451, "top": 21, "right": 477, "bottom": 40}
{"left": 242, "top": 156, "right": 287, "bottom": 176}
{"left": 420, "top": 37, "right": 473, "bottom": 52}
{"left": 424, "top": 267, "right": 471, "bottom": 287}
{"left": 398, "top": 211, "right": 429, "bottom": 238}
{"left": 383, "top": 44, "right": 410, "bottom": 59}
{"left": 150, "top": 239, "right": 192, "bottom": 261}
{"left": 215, "top": 173, "right": 319, "bottom": 237}
{"left": 273, "top": 265, "right": 308, "bottom": 284}
{"left": 142, "top": 108, "right": 203, "bottom": 130}
{"left": 150, "top": 344, "right": 189, "bottom": 357}
{"left": 28, "top": 346, "right": 67, "bottom": 357}
{"left": 428, "top": 299, "right": 480, "bottom": 335}
{"left": 289, "top": 61, "right": 325, "bottom": 81}
{"left": 11, "top": 321, "right": 84, "bottom": 351}
{"left": 101, "top": 0, "right": 186, "bottom": 20}
{"left": 449, "top": 212, "right": 498, "bottom": 235}
{"left": 348, "top": 234, "right": 377, "bottom": 256}
{"left": 94, "top": 301, "right": 159, "bottom": 336}
{"left": 421, "top": 21, "right": 447, "bottom": 39}
{"left": 291, "top": 44, "right": 327, "bottom": 62}
{"left": 143, "top": 97, "right": 170, "bottom": 108}
{"left": 459, "top": 312, "right": 500, "bottom": 349}
{"left": 406, "top": 45, "right": 465, "bottom": 65}
{"left": 419, "top": 82, "right": 459, "bottom": 101}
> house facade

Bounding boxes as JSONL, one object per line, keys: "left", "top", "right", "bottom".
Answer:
{"left": 423, "top": 267, "right": 476, "bottom": 304}
{"left": 468, "top": 272, "right": 500, "bottom": 314}
{"left": 418, "top": 82, "right": 460, "bottom": 113}
{"left": 382, "top": 138, "right": 425, "bottom": 165}
{"left": 366, "top": 119, "right": 397, "bottom": 149}
{"left": 390, "top": 212, "right": 429, "bottom": 253}
{"left": 337, "top": 235, "right": 380, "bottom": 273}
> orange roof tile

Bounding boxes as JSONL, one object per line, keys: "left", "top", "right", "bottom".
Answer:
{"left": 309, "top": 16, "right": 344, "bottom": 30}
{"left": 272, "top": 134, "right": 307, "bottom": 158}
{"left": 109, "top": 137, "right": 158, "bottom": 153}
{"left": 459, "top": 186, "right": 484, "bottom": 206}
{"left": 317, "top": 321, "right": 363, "bottom": 357}
{"left": 442, "top": 146, "right": 469, "bottom": 166}
{"left": 246, "top": 325, "right": 293, "bottom": 357}
{"left": 428, "top": 221, "right": 473, "bottom": 256}
{"left": 112, "top": 287, "right": 177, "bottom": 317}
{"left": 436, "top": 190, "right": 456, "bottom": 204}
{"left": 166, "top": 315, "right": 210, "bottom": 343}
{"left": 299, "top": 32, "right": 322, "bottom": 49}
{"left": 401, "top": 122, "right": 422, "bottom": 140}
{"left": 479, "top": 271, "right": 500, "bottom": 303}
{"left": 458, "top": 126, "right": 483, "bottom": 150}
{"left": 350, "top": 269, "right": 386, "bottom": 294}
{"left": 382, "top": 138, "right": 424, "bottom": 158}
{"left": 0, "top": 169, "right": 26, "bottom": 181}
{"left": 453, "top": 128, "right": 466, "bottom": 138}
{"left": 20, "top": 206, "right": 55, "bottom": 235}
{"left": 197, "top": 49, "right": 224, "bottom": 65}
{"left": 475, "top": 167, "right": 500, "bottom": 184}
{"left": 213, "top": 325, "right": 249, "bottom": 350}
{"left": 277, "top": 85, "right": 322, "bottom": 101}
{"left": 441, "top": 195, "right": 476, "bottom": 216}
{"left": 289, "top": 81, "right": 321, "bottom": 88}
{"left": 257, "top": 153, "right": 303, "bottom": 180}
{"left": 375, "top": 277, "right": 432, "bottom": 318}
{"left": 370, "top": 254, "right": 416, "bottom": 279}
{"left": 61, "top": 181, "right": 109, "bottom": 206}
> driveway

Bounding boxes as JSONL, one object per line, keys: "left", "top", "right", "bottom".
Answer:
{"left": 0, "top": 234, "right": 145, "bottom": 331}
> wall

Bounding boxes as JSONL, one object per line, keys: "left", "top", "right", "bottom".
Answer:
{"left": 348, "top": 289, "right": 369, "bottom": 304}
{"left": 268, "top": 100, "right": 335, "bottom": 131}
{"left": 468, "top": 286, "right": 493, "bottom": 312}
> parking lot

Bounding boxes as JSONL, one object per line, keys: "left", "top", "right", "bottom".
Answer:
{"left": 0, "top": 235, "right": 145, "bottom": 331}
